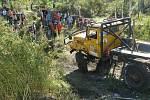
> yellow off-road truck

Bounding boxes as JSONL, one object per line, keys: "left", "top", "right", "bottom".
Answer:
{"left": 64, "top": 17, "right": 150, "bottom": 90}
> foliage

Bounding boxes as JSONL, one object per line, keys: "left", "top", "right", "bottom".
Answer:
{"left": 0, "top": 0, "right": 150, "bottom": 99}
{"left": 6, "top": 0, "right": 150, "bottom": 17}
{"left": 0, "top": 18, "right": 78, "bottom": 100}
{"left": 50, "top": 0, "right": 150, "bottom": 17}
{"left": 134, "top": 16, "right": 150, "bottom": 41}
{"left": 53, "top": 0, "right": 107, "bottom": 17}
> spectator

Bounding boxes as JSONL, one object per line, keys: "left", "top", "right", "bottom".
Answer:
{"left": 21, "top": 12, "right": 26, "bottom": 26}
{"left": 63, "top": 13, "right": 67, "bottom": 25}
{"left": 32, "top": 21, "right": 37, "bottom": 41}
{"left": 79, "top": 17, "right": 84, "bottom": 30}
{"left": 42, "top": 9, "right": 48, "bottom": 27}
{"left": 67, "top": 16, "right": 73, "bottom": 29}
{"left": 48, "top": 21, "right": 55, "bottom": 39}
{"left": 13, "top": 14, "right": 19, "bottom": 32}
{"left": 8, "top": 9, "right": 13, "bottom": 25}
{"left": 54, "top": 11, "right": 63, "bottom": 36}
{"left": 46, "top": 10, "right": 52, "bottom": 26}
{"left": 72, "top": 15, "right": 77, "bottom": 28}
{"left": 2, "top": 9, "right": 7, "bottom": 19}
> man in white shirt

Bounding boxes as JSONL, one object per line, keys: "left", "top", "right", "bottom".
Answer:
{"left": 2, "top": 9, "right": 7, "bottom": 19}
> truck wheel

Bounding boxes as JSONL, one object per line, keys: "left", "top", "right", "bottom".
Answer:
{"left": 75, "top": 52, "right": 88, "bottom": 73}
{"left": 124, "top": 63, "right": 150, "bottom": 90}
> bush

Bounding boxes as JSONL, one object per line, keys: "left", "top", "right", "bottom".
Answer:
{"left": 0, "top": 18, "right": 78, "bottom": 100}
{"left": 134, "top": 16, "right": 150, "bottom": 41}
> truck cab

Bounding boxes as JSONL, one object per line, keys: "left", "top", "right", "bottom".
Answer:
{"left": 67, "top": 23, "right": 123, "bottom": 58}
{"left": 64, "top": 17, "right": 132, "bottom": 72}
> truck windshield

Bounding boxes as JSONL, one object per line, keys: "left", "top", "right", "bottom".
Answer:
{"left": 89, "top": 30, "right": 97, "bottom": 39}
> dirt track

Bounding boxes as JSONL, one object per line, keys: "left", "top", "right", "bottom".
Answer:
{"left": 57, "top": 47, "right": 150, "bottom": 100}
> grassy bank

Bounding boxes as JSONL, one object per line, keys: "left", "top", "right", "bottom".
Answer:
{"left": 0, "top": 18, "right": 78, "bottom": 100}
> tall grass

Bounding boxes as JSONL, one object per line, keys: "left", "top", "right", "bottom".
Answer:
{"left": 0, "top": 18, "right": 78, "bottom": 100}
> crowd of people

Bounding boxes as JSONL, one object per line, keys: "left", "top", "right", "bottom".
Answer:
{"left": 0, "top": 6, "right": 26, "bottom": 32}
{"left": 0, "top": 5, "right": 96, "bottom": 42}
{"left": 38, "top": 7, "right": 96, "bottom": 40}
{"left": 39, "top": 9, "right": 63, "bottom": 39}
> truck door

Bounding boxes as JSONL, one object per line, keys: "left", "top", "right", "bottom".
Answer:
{"left": 87, "top": 28, "right": 100, "bottom": 57}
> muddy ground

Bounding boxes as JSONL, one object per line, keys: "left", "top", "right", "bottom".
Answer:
{"left": 57, "top": 46, "right": 150, "bottom": 100}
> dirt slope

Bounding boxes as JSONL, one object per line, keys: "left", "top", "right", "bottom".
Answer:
{"left": 57, "top": 47, "right": 150, "bottom": 100}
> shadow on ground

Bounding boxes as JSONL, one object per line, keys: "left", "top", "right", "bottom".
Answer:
{"left": 65, "top": 70, "right": 150, "bottom": 100}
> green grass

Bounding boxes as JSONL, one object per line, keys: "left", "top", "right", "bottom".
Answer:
{"left": 0, "top": 17, "right": 79, "bottom": 100}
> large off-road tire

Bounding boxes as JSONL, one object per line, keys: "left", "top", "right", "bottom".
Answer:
{"left": 124, "top": 63, "right": 150, "bottom": 91}
{"left": 96, "top": 59, "right": 111, "bottom": 75}
{"left": 75, "top": 52, "right": 88, "bottom": 73}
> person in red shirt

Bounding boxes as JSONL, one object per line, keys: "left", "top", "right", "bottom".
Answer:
{"left": 52, "top": 11, "right": 63, "bottom": 37}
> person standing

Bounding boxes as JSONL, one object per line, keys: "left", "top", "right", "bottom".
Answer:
{"left": 8, "top": 9, "right": 13, "bottom": 25}
{"left": 13, "top": 14, "right": 19, "bottom": 32}
{"left": 67, "top": 15, "right": 73, "bottom": 29}
{"left": 32, "top": 21, "right": 37, "bottom": 41}
{"left": 42, "top": 8, "right": 48, "bottom": 27}
{"left": 72, "top": 15, "right": 77, "bottom": 28}
{"left": 20, "top": 12, "right": 26, "bottom": 26}
{"left": 46, "top": 10, "right": 52, "bottom": 26}
{"left": 46, "top": 10, "right": 52, "bottom": 40}
{"left": 48, "top": 21, "right": 55, "bottom": 39}
{"left": 2, "top": 8, "right": 7, "bottom": 19}
{"left": 63, "top": 13, "right": 67, "bottom": 25}
{"left": 53, "top": 11, "right": 62, "bottom": 36}
{"left": 56, "top": 11, "right": 62, "bottom": 36}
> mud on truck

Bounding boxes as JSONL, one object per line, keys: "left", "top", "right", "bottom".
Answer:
{"left": 64, "top": 17, "right": 150, "bottom": 91}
